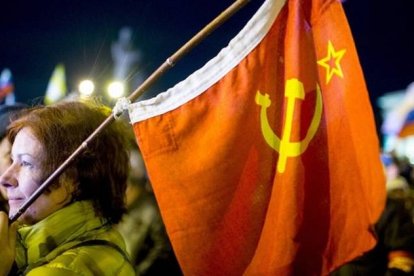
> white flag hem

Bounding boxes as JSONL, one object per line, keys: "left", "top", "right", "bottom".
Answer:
{"left": 129, "top": 0, "right": 286, "bottom": 123}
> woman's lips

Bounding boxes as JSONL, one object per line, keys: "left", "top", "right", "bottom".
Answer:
{"left": 8, "top": 197, "right": 24, "bottom": 204}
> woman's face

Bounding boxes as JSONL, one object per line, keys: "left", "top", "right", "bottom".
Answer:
{"left": 0, "top": 138, "right": 12, "bottom": 200}
{"left": 0, "top": 127, "right": 70, "bottom": 225}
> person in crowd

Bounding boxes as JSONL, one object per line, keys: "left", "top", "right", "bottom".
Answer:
{"left": 383, "top": 153, "right": 411, "bottom": 198}
{"left": 0, "top": 100, "right": 134, "bottom": 275}
{"left": 396, "top": 156, "right": 414, "bottom": 188}
{"left": 117, "top": 141, "right": 182, "bottom": 275}
{"left": 0, "top": 103, "right": 28, "bottom": 213}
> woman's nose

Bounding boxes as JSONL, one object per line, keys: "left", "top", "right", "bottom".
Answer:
{"left": 0, "top": 163, "right": 17, "bottom": 189}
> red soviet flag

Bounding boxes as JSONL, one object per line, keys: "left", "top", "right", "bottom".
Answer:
{"left": 129, "top": 0, "right": 386, "bottom": 274}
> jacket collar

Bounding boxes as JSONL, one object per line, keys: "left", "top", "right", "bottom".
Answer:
{"left": 16, "top": 200, "right": 108, "bottom": 268}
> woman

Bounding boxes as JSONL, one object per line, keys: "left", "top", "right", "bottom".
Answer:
{"left": 0, "top": 103, "right": 28, "bottom": 213}
{"left": 0, "top": 100, "right": 134, "bottom": 275}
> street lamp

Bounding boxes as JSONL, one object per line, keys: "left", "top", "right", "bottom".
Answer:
{"left": 78, "top": 79, "right": 95, "bottom": 96}
{"left": 107, "top": 81, "right": 125, "bottom": 99}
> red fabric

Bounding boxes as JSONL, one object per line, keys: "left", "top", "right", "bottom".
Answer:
{"left": 388, "top": 250, "right": 414, "bottom": 260}
{"left": 132, "top": 0, "right": 385, "bottom": 274}
{"left": 399, "top": 124, "right": 414, "bottom": 138}
{"left": 0, "top": 84, "right": 13, "bottom": 99}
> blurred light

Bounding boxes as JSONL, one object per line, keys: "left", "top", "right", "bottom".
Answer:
{"left": 107, "top": 81, "right": 125, "bottom": 99}
{"left": 78, "top": 79, "right": 95, "bottom": 96}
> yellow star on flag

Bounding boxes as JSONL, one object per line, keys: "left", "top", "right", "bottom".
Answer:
{"left": 317, "top": 40, "right": 346, "bottom": 84}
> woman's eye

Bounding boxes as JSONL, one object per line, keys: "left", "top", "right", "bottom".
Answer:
{"left": 21, "top": 161, "right": 32, "bottom": 167}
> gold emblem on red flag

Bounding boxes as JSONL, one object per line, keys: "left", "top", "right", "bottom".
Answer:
{"left": 255, "top": 79, "right": 322, "bottom": 173}
{"left": 317, "top": 40, "right": 346, "bottom": 84}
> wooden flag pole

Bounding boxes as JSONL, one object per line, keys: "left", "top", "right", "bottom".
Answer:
{"left": 9, "top": 0, "right": 251, "bottom": 223}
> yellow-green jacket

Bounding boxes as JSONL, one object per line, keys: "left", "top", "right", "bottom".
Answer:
{"left": 15, "top": 200, "right": 135, "bottom": 275}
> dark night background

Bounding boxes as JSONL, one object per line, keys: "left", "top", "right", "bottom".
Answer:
{"left": 0, "top": 0, "right": 413, "bottom": 127}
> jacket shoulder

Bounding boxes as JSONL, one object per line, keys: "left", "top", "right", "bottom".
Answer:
{"left": 33, "top": 244, "right": 135, "bottom": 276}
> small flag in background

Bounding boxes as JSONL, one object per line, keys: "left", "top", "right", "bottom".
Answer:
{"left": 382, "top": 82, "right": 414, "bottom": 137}
{"left": 0, "top": 68, "right": 15, "bottom": 104}
{"left": 398, "top": 109, "right": 414, "bottom": 138}
{"left": 44, "top": 64, "right": 67, "bottom": 105}
{"left": 129, "top": 0, "right": 386, "bottom": 275}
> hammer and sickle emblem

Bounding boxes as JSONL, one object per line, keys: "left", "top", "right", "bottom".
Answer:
{"left": 255, "top": 78, "right": 323, "bottom": 173}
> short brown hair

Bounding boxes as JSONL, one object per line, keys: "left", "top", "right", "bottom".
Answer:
{"left": 7, "top": 100, "right": 130, "bottom": 223}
